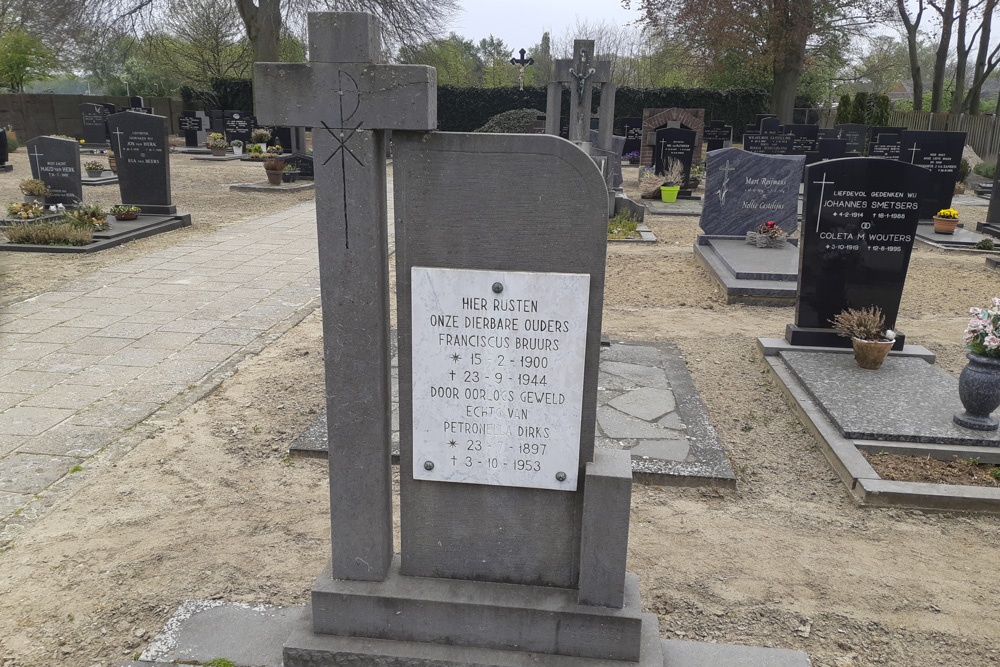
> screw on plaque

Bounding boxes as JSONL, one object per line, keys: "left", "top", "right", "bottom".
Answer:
{"left": 424, "top": 461, "right": 434, "bottom": 471}
{"left": 492, "top": 282, "right": 503, "bottom": 294}
{"left": 555, "top": 471, "right": 567, "bottom": 481}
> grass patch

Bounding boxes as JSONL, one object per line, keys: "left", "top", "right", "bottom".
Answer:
{"left": 69, "top": 465, "right": 83, "bottom": 473}
{"left": 5, "top": 221, "right": 94, "bottom": 246}
{"left": 608, "top": 211, "right": 641, "bottom": 239}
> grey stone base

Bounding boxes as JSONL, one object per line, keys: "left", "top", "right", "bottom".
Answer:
{"left": 191, "top": 153, "right": 244, "bottom": 161}
{"left": 988, "top": 256, "right": 999, "bottom": 270}
{"left": 81, "top": 171, "right": 118, "bottom": 186}
{"left": 309, "top": 556, "right": 646, "bottom": 662}
{"left": 608, "top": 223, "right": 657, "bottom": 243}
{"left": 693, "top": 236, "right": 798, "bottom": 306}
{"left": 915, "top": 222, "right": 995, "bottom": 250}
{"left": 173, "top": 146, "right": 211, "bottom": 154}
{"left": 764, "top": 346, "right": 1000, "bottom": 513}
{"left": 0, "top": 164, "right": 14, "bottom": 172}
{"left": 124, "top": 599, "right": 812, "bottom": 667}
{"left": 643, "top": 199, "right": 702, "bottom": 217}
{"left": 230, "top": 180, "right": 316, "bottom": 192}
{"left": 0, "top": 213, "right": 192, "bottom": 254}
{"left": 756, "top": 338, "right": 936, "bottom": 364}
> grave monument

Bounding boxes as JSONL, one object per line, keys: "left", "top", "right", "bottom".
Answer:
{"left": 0, "top": 129, "right": 9, "bottom": 172}
{"left": 256, "top": 11, "right": 661, "bottom": 665}
{"left": 107, "top": 110, "right": 176, "bottom": 214}
{"left": 79, "top": 103, "right": 110, "bottom": 145}
{"left": 27, "top": 135, "right": 82, "bottom": 205}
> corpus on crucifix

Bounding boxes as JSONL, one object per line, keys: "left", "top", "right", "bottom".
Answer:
{"left": 510, "top": 48, "right": 534, "bottom": 91}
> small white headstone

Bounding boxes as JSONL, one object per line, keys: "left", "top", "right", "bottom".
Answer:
{"left": 410, "top": 267, "right": 590, "bottom": 491}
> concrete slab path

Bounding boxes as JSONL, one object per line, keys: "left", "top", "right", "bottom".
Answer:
{"left": 0, "top": 202, "right": 322, "bottom": 536}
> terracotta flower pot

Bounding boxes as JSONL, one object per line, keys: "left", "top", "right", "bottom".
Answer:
{"left": 933, "top": 215, "right": 958, "bottom": 234}
{"left": 265, "top": 169, "right": 283, "bottom": 186}
{"left": 851, "top": 338, "right": 893, "bottom": 370}
{"left": 954, "top": 353, "right": 1000, "bottom": 430}
{"left": 211, "top": 147, "right": 227, "bottom": 157}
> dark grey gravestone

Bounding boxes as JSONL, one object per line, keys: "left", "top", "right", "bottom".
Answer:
{"left": 785, "top": 124, "right": 818, "bottom": 154}
{"left": 704, "top": 120, "right": 732, "bottom": 151}
{"left": 394, "top": 131, "right": 609, "bottom": 588}
{"left": 869, "top": 132, "right": 901, "bottom": 159}
{"left": 179, "top": 111, "right": 207, "bottom": 147}
{"left": 272, "top": 126, "right": 292, "bottom": 150}
{"left": 817, "top": 138, "right": 848, "bottom": 160}
{"left": 789, "top": 158, "right": 928, "bottom": 348}
{"left": 27, "top": 136, "right": 82, "bottom": 205}
{"left": 700, "top": 147, "right": 804, "bottom": 235}
{"left": 781, "top": 351, "right": 1000, "bottom": 446}
{"left": 759, "top": 116, "right": 782, "bottom": 134}
{"left": 899, "top": 130, "right": 966, "bottom": 218}
{"left": 833, "top": 123, "right": 867, "bottom": 153}
{"left": 108, "top": 111, "right": 175, "bottom": 214}
{"left": 618, "top": 116, "right": 642, "bottom": 155}
{"left": 653, "top": 126, "right": 695, "bottom": 180}
{"left": 282, "top": 153, "right": 313, "bottom": 180}
{"left": 256, "top": 10, "right": 435, "bottom": 584}
{"left": 743, "top": 132, "right": 795, "bottom": 155}
{"left": 209, "top": 109, "right": 224, "bottom": 133}
{"left": 868, "top": 126, "right": 905, "bottom": 152}
{"left": 224, "top": 110, "right": 254, "bottom": 144}
{"left": 79, "top": 103, "right": 110, "bottom": 145}
{"left": 818, "top": 127, "right": 838, "bottom": 140}
{"left": 0, "top": 129, "right": 8, "bottom": 168}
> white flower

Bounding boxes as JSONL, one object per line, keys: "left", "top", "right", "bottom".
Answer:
{"left": 986, "top": 335, "right": 1000, "bottom": 350}
{"left": 992, "top": 297, "right": 1000, "bottom": 307}
{"left": 971, "top": 307, "right": 984, "bottom": 316}
{"left": 968, "top": 318, "right": 985, "bottom": 332}
{"left": 884, "top": 330, "right": 896, "bottom": 341}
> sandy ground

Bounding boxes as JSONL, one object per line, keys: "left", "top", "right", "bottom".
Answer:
{"left": 1, "top": 156, "right": 1000, "bottom": 667}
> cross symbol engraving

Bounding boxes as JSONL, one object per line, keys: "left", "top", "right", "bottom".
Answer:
{"left": 718, "top": 160, "right": 735, "bottom": 205}
{"left": 253, "top": 12, "right": 435, "bottom": 584}
{"left": 907, "top": 142, "right": 921, "bottom": 163}
{"left": 112, "top": 128, "right": 126, "bottom": 157}
{"left": 509, "top": 48, "right": 534, "bottom": 92}
{"left": 28, "top": 145, "right": 43, "bottom": 174}
{"left": 813, "top": 172, "right": 835, "bottom": 232}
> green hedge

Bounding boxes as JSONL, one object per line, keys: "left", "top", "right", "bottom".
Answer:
{"left": 438, "top": 85, "right": 787, "bottom": 138}
{"left": 182, "top": 78, "right": 254, "bottom": 112}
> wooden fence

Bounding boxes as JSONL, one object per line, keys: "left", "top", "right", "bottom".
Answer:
{"left": 0, "top": 94, "right": 185, "bottom": 143}
{"left": 888, "top": 110, "right": 1000, "bottom": 159}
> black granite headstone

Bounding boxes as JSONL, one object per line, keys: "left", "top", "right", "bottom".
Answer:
{"left": 867, "top": 126, "right": 905, "bottom": 156}
{"left": 653, "top": 126, "right": 696, "bottom": 180}
{"left": 617, "top": 116, "right": 642, "bottom": 155}
{"left": 0, "top": 129, "right": 8, "bottom": 167}
{"left": 272, "top": 126, "right": 292, "bottom": 150}
{"left": 869, "top": 133, "right": 901, "bottom": 160}
{"left": 791, "top": 158, "right": 929, "bottom": 347}
{"left": 743, "top": 133, "right": 795, "bottom": 155}
{"left": 704, "top": 120, "right": 733, "bottom": 151}
{"left": 102, "top": 103, "right": 117, "bottom": 116}
{"left": 27, "top": 136, "right": 82, "bottom": 205}
{"left": 80, "top": 103, "right": 110, "bottom": 145}
{"left": 283, "top": 153, "right": 314, "bottom": 180}
{"left": 817, "top": 128, "right": 838, "bottom": 140}
{"left": 898, "top": 130, "right": 967, "bottom": 218}
{"left": 817, "top": 138, "right": 848, "bottom": 160}
{"left": 833, "top": 124, "right": 867, "bottom": 153}
{"left": 210, "top": 110, "right": 225, "bottom": 133}
{"left": 224, "top": 111, "right": 255, "bottom": 144}
{"left": 785, "top": 124, "right": 819, "bottom": 154}
{"left": 108, "top": 111, "right": 175, "bottom": 215}
{"left": 179, "top": 111, "right": 206, "bottom": 147}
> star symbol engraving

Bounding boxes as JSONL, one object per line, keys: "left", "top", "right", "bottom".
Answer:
{"left": 448, "top": 440, "right": 457, "bottom": 448}
{"left": 450, "top": 353, "right": 461, "bottom": 362}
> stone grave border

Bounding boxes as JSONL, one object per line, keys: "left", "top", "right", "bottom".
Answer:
{"left": 229, "top": 181, "right": 315, "bottom": 192}
{"left": 607, "top": 222, "right": 656, "bottom": 243}
{"left": 81, "top": 171, "right": 118, "bottom": 186}
{"left": 915, "top": 222, "right": 999, "bottom": 251}
{"left": 988, "top": 256, "right": 1000, "bottom": 270}
{"left": 0, "top": 214, "right": 191, "bottom": 254}
{"left": 693, "top": 235, "right": 798, "bottom": 305}
{"left": 758, "top": 341, "right": 1000, "bottom": 513}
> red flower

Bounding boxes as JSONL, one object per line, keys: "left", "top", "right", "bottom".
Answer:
{"left": 766, "top": 220, "right": 776, "bottom": 228}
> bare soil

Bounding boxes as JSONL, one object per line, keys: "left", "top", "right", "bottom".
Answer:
{"left": 1, "top": 160, "right": 1000, "bottom": 667}
{"left": 864, "top": 452, "right": 1000, "bottom": 487}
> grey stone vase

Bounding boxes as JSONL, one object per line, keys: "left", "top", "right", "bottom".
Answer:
{"left": 954, "top": 353, "right": 1000, "bottom": 430}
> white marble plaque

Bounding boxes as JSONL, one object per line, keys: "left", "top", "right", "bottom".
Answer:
{"left": 411, "top": 266, "right": 590, "bottom": 491}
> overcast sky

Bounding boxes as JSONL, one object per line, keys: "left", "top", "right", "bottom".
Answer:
{"left": 449, "top": 0, "right": 644, "bottom": 51}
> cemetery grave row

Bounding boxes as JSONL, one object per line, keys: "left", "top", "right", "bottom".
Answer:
{"left": 1, "top": 111, "right": 190, "bottom": 253}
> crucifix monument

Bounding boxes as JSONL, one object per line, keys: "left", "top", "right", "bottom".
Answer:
{"left": 546, "top": 40, "right": 613, "bottom": 147}
{"left": 509, "top": 47, "right": 534, "bottom": 91}
{"left": 255, "top": 11, "right": 665, "bottom": 666}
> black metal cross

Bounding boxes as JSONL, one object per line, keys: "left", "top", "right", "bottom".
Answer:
{"left": 510, "top": 49, "right": 534, "bottom": 92}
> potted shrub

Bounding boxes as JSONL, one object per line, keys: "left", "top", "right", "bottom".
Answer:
{"left": 658, "top": 159, "right": 685, "bottom": 203}
{"left": 263, "top": 156, "right": 286, "bottom": 185}
{"left": 230, "top": 139, "right": 244, "bottom": 156}
{"left": 282, "top": 164, "right": 300, "bottom": 183}
{"left": 207, "top": 132, "right": 228, "bottom": 156}
{"left": 19, "top": 179, "right": 50, "bottom": 203}
{"left": 247, "top": 144, "right": 264, "bottom": 161}
{"left": 830, "top": 306, "right": 896, "bottom": 370}
{"left": 954, "top": 298, "right": 1000, "bottom": 430}
{"left": 83, "top": 159, "right": 104, "bottom": 178}
{"left": 251, "top": 128, "right": 271, "bottom": 152}
{"left": 110, "top": 204, "right": 141, "bottom": 220}
{"left": 933, "top": 207, "right": 959, "bottom": 234}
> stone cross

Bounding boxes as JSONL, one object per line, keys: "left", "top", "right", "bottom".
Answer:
{"left": 254, "top": 11, "right": 435, "bottom": 583}
{"left": 509, "top": 48, "right": 534, "bottom": 91}
{"left": 906, "top": 142, "right": 921, "bottom": 163}
{"left": 550, "top": 40, "right": 611, "bottom": 143}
